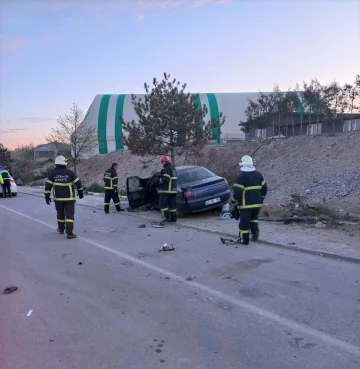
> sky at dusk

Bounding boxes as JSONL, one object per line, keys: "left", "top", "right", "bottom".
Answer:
{"left": 1, "top": 0, "right": 359, "bottom": 150}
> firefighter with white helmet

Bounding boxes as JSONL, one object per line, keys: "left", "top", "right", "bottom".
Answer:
{"left": 158, "top": 155, "right": 178, "bottom": 222}
{"left": 230, "top": 155, "right": 267, "bottom": 245}
{"left": 44, "top": 155, "right": 84, "bottom": 239}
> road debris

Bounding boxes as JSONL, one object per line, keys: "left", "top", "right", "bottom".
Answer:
{"left": 78, "top": 262, "right": 83, "bottom": 265}
{"left": 138, "top": 224, "right": 147, "bottom": 228}
{"left": 152, "top": 221, "right": 165, "bottom": 228}
{"left": 27, "top": 310, "right": 33, "bottom": 317}
{"left": 85, "top": 227, "right": 116, "bottom": 233}
{"left": 159, "top": 243, "right": 175, "bottom": 251}
{"left": 220, "top": 237, "right": 239, "bottom": 244}
{"left": 3, "top": 286, "right": 18, "bottom": 294}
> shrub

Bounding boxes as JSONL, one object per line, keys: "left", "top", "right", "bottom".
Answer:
{"left": 85, "top": 183, "right": 104, "bottom": 193}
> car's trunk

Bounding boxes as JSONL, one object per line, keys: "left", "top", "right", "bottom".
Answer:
{"left": 182, "top": 177, "right": 227, "bottom": 198}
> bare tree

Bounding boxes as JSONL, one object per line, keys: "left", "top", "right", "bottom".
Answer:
{"left": 18, "top": 144, "right": 35, "bottom": 162}
{"left": 45, "top": 102, "right": 97, "bottom": 174}
{"left": 0, "top": 143, "right": 11, "bottom": 167}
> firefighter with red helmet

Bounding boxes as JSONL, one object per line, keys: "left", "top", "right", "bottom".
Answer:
{"left": 158, "top": 155, "right": 178, "bottom": 222}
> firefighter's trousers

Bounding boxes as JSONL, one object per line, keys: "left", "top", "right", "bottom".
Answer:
{"left": 55, "top": 202, "right": 75, "bottom": 235}
{"left": 2, "top": 180, "right": 11, "bottom": 197}
{"left": 104, "top": 189, "right": 122, "bottom": 213}
{"left": 159, "top": 193, "right": 177, "bottom": 222}
{"left": 238, "top": 208, "right": 260, "bottom": 245}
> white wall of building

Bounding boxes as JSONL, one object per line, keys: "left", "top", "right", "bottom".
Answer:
{"left": 82, "top": 92, "right": 260, "bottom": 155}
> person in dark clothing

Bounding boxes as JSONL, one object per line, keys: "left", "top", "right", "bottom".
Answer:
{"left": 1, "top": 170, "right": 12, "bottom": 197}
{"left": 104, "top": 163, "right": 124, "bottom": 214}
{"left": 231, "top": 155, "right": 267, "bottom": 245}
{"left": 0, "top": 173, "right": 4, "bottom": 196}
{"left": 158, "top": 155, "right": 178, "bottom": 222}
{"left": 44, "top": 156, "right": 84, "bottom": 239}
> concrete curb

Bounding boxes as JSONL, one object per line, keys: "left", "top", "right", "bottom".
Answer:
{"left": 18, "top": 190, "right": 360, "bottom": 264}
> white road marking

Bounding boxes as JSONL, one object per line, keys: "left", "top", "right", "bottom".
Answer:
{"left": 27, "top": 310, "right": 33, "bottom": 317}
{"left": 2, "top": 204, "right": 360, "bottom": 358}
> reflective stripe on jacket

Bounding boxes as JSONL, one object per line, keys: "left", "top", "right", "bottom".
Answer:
{"left": 1, "top": 171, "right": 11, "bottom": 181}
{"left": 103, "top": 167, "right": 118, "bottom": 190}
{"left": 232, "top": 171, "right": 267, "bottom": 209}
{"left": 44, "top": 166, "right": 83, "bottom": 202}
{"left": 158, "top": 162, "right": 177, "bottom": 194}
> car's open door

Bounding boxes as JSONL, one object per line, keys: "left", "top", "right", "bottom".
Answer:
{"left": 126, "top": 176, "right": 149, "bottom": 209}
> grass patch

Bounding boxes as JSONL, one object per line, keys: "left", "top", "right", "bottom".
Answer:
{"left": 85, "top": 183, "right": 104, "bottom": 193}
{"left": 84, "top": 184, "right": 127, "bottom": 196}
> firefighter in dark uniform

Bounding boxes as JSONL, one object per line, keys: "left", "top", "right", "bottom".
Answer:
{"left": 104, "top": 163, "right": 124, "bottom": 214}
{"left": 158, "top": 155, "right": 178, "bottom": 222}
{"left": 44, "top": 156, "right": 84, "bottom": 239}
{"left": 0, "top": 169, "right": 12, "bottom": 197}
{"left": 231, "top": 155, "right": 267, "bottom": 245}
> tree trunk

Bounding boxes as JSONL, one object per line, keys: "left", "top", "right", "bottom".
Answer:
{"left": 272, "top": 114, "right": 275, "bottom": 138}
{"left": 278, "top": 113, "right": 281, "bottom": 138}
{"left": 170, "top": 130, "right": 175, "bottom": 166}
{"left": 170, "top": 148, "right": 175, "bottom": 166}
{"left": 316, "top": 114, "right": 319, "bottom": 135}
{"left": 300, "top": 113, "right": 303, "bottom": 136}
{"left": 73, "top": 158, "right": 77, "bottom": 175}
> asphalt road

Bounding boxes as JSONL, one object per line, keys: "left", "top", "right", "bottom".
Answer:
{"left": 1, "top": 194, "right": 359, "bottom": 369}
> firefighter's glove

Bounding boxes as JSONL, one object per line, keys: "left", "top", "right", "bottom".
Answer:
{"left": 114, "top": 188, "right": 118, "bottom": 194}
{"left": 45, "top": 196, "right": 52, "bottom": 205}
{"left": 78, "top": 191, "right": 84, "bottom": 199}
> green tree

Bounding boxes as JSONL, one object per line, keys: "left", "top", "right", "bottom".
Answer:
{"left": 324, "top": 81, "right": 341, "bottom": 132}
{"left": 344, "top": 75, "right": 360, "bottom": 122}
{"left": 239, "top": 98, "right": 260, "bottom": 134}
{"left": 283, "top": 89, "right": 301, "bottom": 136}
{"left": 270, "top": 84, "right": 285, "bottom": 138}
{"left": 45, "top": 102, "right": 97, "bottom": 174}
{"left": 121, "top": 73, "right": 225, "bottom": 165}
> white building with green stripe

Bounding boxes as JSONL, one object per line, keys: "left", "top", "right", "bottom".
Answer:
{"left": 82, "top": 93, "right": 259, "bottom": 155}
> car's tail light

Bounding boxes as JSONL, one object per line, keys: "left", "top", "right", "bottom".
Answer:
{"left": 11, "top": 179, "right": 14, "bottom": 183}
{"left": 184, "top": 188, "right": 194, "bottom": 199}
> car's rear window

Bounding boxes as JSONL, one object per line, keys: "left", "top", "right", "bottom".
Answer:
{"left": 178, "top": 167, "right": 215, "bottom": 183}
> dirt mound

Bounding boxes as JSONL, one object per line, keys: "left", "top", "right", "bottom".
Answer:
{"left": 76, "top": 132, "right": 360, "bottom": 215}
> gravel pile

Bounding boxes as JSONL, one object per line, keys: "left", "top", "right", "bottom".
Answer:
{"left": 76, "top": 131, "right": 360, "bottom": 214}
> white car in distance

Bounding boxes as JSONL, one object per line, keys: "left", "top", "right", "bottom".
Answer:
{"left": 0, "top": 171, "right": 18, "bottom": 197}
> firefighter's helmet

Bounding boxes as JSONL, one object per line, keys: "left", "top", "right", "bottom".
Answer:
{"left": 239, "top": 155, "right": 253, "bottom": 167}
{"left": 55, "top": 156, "right": 67, "bottom": 166}
{"left": 160, "top": 155, "right": 170, "bottom": 164}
